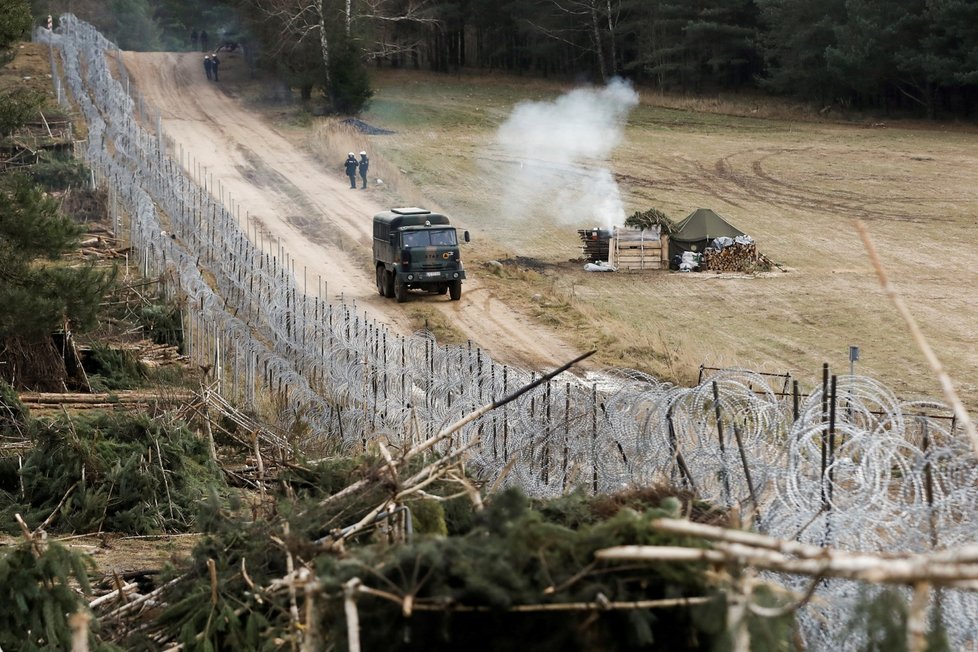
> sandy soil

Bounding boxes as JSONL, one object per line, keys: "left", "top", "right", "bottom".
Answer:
{"left": 120, "top": 51, "right": 585, "bottom": 373}
{"left": 0, "top": 532, "right": 199, "bottom": 577}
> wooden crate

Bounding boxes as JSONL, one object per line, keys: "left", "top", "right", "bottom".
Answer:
{"left": 611, "top": 227, "right": 668, "bottom": 271}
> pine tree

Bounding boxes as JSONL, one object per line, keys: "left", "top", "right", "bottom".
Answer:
{"left": 0, "top": 0, "right": 31, "bottom": 53}
{"left": 0, "top": 88, "right": 42, "bottom": 138}
{"left": 0, "top": 173, "right": 114, "bottom": 340}
{"left": 756, "top": 0, "right": 847, "bottom": 102}
{"left": 328, "top": 36, "right": 374, "bottom": 114}
{"left": 825, "top": 0, "right": 930, "bottom": 112}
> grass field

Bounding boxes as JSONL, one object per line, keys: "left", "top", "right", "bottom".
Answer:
{"left": 10, "top": 41, "right": 974, "bottom": 405}
{"left": 275, "top": 70, "right": 978, "bottom": 407}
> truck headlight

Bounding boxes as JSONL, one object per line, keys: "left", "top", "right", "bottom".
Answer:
{"left": 407, "top": 274, "right": 414, "bottom": 281}
{"left": 453, "top": 273, "right": 459, "bottom": 279}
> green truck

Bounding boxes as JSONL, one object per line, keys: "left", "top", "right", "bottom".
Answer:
{"left": 373, "top": 207, "right": 469, "bottom": 303}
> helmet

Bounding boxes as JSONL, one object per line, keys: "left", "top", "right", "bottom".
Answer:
{"left": 348, "top": 152, "right": 355, "bottom": 157}
{"left": 360, "top": 151, "right": 366, "bottom": 156}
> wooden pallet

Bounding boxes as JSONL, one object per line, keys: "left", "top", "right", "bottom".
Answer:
{"left": 611, "top": 227, "right": 668, "bottom": 271}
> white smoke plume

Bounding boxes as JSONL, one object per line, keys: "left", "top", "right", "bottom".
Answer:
{"left": 492, "top": 77, "right": 639, "bottom": 230}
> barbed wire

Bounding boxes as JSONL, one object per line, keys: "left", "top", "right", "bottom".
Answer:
{"left": 35, "top": 17, "right": 978, "bottom": 648}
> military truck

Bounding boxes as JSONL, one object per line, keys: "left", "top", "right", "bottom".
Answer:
{"left": 373, "top": 207, "right": 470, "bottom": 303}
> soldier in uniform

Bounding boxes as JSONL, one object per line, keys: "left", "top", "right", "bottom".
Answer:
{"left": 211, "top": 54, "right": 221, "bottom": 81}
{"left": 344, "top": 153, "right": 358, "bottom": 188}
{"left": 358, "top": 151, "right": 369, "bottom": 189}
{"left": 203, "top": 55, "right": 213, "bottom": 81}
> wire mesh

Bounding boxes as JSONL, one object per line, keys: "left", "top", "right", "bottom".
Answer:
{"left": 36, "top": 17, "right": 978, "bottom": 648}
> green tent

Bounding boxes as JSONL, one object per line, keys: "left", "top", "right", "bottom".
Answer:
{"left": 669, "top": 208, "right": 747, "bottom": 258}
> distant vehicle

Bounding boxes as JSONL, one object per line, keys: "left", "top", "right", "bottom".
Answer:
{"left": 373, "top": 207, "right": 469, "bottom": 302}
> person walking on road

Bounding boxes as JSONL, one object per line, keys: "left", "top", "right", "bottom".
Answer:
{"left": 344, "top": 153, "right": 358, "bottom": 189}
{"left": 211, "top": 54, "right": 221, "bottom": 81}
{"left": 358, "top": 151, "right": 369, "bottom": 189}
{"left": 203, "top": 55, "right": 213, "bottom": 81}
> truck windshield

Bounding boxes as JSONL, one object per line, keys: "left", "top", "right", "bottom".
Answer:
{"left": 402, "top": 230, "right": 457, "bottom": 247}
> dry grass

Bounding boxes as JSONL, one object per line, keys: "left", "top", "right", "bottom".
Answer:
{"left": 2, "top": 42, "right": 83, "bottom": 142}
{"left": 1, "top": 43, "right": 58, "bottom": 97}
{"left": 403, "top": 303, "right": 467, "bottom": 344}
{"left": 305, "top": 119, "right": 429, "bottom": 208}
{"left": 473, "top": 258, "right": 707, "bottom": 385}
{"left": 337, "top": 69, "right": 978, "bottom": 406}
{"left": 239, "top": 67, "right": 978, "bottom": 407}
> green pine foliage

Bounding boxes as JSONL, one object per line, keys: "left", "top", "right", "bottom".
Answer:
{"left": 139, "top": 481, "right": 729, "bottom": 651}
{"left": 85, "top": 343, "right": 148, "bottom": 392}
{"left": 26, "top": 151, "right": 92, "bottom": 191}
{"left": 843, "top": 587, "right": 908, "bottom": 651}
{"left": 744, "top": 584, "right": 796, "bottom": 652}
{"left": 0, "top": 540, "right": 113, "bottom": 651}
{"left": 0, "top": 412, "right": 226, "bottom": 534}
{"left": 0, "top": 87, "right": 42, "bottom": 137}
{"left": 137, "top": 303, "right": 184, "bottom": 348}
{"left": 0, "top": 172, "right": 115, "bottom": 340}
{"left": 840, "top": 586, "right": 952, "bottom": 652}
{"left": 108, "top": 0, "right": 163, "bottom": 51}
{"left": 756, "top": 0, "right": 846, "bottom": 102}
{"left": 624, "top": 207, "right": 677, "bottom": 234}
{"left": 0, "top": 378, "right": 30, "bottom": 435}
{"left": 926, "top": 601, "right": 952, "bottom": 652}
{"left": 328, "top": 37, "right": 374, "bottom": 115}
{"left": 0, "top": 0, "right": 31, "bottom": 53}
{"left": 25, "top": 0, "right": 978, "bottom": 117}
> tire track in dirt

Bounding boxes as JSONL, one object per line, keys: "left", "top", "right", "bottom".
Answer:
{"left": 121, "top": 51, "right": 585, "bottom": 371}
{"left": 623, "top": 145, "right": 944, "bottom": 223}
{"left": 743, "top": 149, "right": 931, "bottom": 221}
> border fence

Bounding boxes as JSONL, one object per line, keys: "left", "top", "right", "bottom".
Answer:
{"left": 36, "top": 16, "right": 978, "bottom": 648}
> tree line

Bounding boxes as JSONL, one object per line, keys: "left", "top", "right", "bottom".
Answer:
{"left": 25, "top": 0, "right": 978, "bottom": 117}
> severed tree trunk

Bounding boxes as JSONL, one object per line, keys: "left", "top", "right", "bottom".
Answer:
{"left": 605, "top": 0, "right": 617, "bottom": 76}
{"left": 589, "top": 0, "right": 607, "bottom": 83}
{"left": 316, "top": 0, "right": 333, "bottom": 99}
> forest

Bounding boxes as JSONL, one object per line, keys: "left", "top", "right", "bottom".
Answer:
{"left": 23, "top": 0, "right": 978, "bottom": 119}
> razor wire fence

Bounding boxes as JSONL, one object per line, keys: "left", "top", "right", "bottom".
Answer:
{"left": 34, "top": 16, "right": 978, "bottom": 647}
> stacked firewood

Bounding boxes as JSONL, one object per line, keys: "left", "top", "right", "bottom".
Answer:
{"left": 128, "top": 341, "right": 185, "bottom": 367}
{"left": 577, "top": 229, "right": 611, "bottom": 262}
{"left": 76, "top": 340, "right": 187, "bottom": 367}
{"left": 701, "top": 243, "right": 773, "bottom": 273}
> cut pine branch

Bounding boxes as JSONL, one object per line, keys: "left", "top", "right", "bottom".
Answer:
{"left": 597, "top": 517, "right": 978, "bottom": 588}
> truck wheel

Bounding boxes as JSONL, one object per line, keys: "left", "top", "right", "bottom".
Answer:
{"left": 383, "top": 270, "right": 395, "bottom": 298}
{"left": 449, "top": 280, "right": 462, "bottom": 301}
{"left": 394, "top": 277, "right": 408, "bottom": 303}
{"left": 437, "top": 284, "right": 448, "bottom": 295}
{"left": 376, "top": 267, "right": 385, "bottom": 296}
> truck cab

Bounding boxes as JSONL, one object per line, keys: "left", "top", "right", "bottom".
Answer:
{"left": 373, "top": 207, "right": 469, "bottom": 303}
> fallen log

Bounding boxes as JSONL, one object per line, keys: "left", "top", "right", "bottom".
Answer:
{"left": 18, "top": 390, "right": 194, "bottom": 405}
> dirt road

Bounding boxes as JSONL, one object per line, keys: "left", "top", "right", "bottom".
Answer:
{"left": 121, "top": 51, "right": 584, "bottom": 372}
